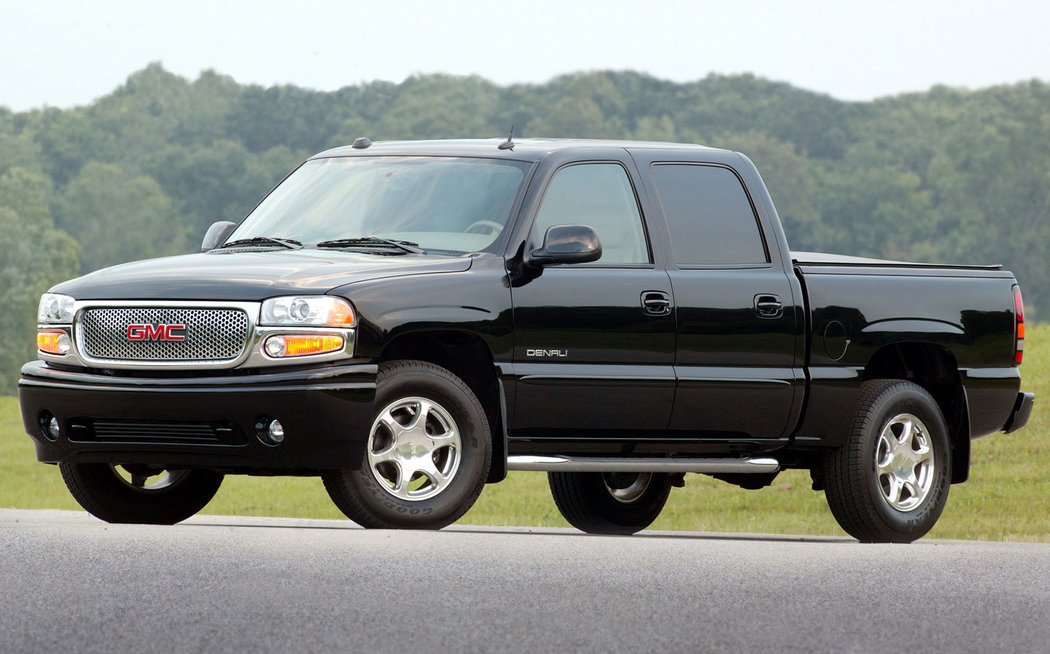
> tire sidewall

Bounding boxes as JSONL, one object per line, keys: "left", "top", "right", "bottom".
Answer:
{"left": 862, "top": 386, "right": 951, "bottom": 538}
{"left": 590, "top": 473, "right": 670, "bottom": 529}
{"left": 348, "top": 365, "right": 490, "bottom": 526}
{"left": 548, "top": 471, "right": 671, "bottom": 534}
{"left": 60, "top": 462, "right": 222, "bottom": 524}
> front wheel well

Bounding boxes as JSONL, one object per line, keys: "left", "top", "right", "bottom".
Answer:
{"left": 378, "top": 330, "right": 506, "bottom": 483}
{"left": 862, "top": 343, "right": 970, "bottom": 483}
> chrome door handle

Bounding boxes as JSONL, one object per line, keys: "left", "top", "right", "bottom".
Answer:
{"left": 754, "top": 294, "right": 783, "bottom": 319}
{"left": 641, "top": 291, "right": 672, "bottom": 316}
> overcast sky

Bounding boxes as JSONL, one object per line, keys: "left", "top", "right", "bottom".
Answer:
{"left": 2, "top": 0, "right": 1048, "bottom": 112}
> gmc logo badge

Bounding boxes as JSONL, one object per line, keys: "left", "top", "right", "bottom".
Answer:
{"left": 127, "top": 324, "right": 186, "bottom": 341}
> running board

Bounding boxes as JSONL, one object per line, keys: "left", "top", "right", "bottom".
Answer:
{"left": 506, "top": 455, "right": 780, "bottom": 474}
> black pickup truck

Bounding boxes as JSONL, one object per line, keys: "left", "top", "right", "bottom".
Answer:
{"left": 20, "top": 138, "right": 1033, "bottom": 542}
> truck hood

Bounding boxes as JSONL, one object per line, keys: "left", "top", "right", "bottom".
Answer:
{"left": 51, "top": 249, "right": 474, "bottom": 301}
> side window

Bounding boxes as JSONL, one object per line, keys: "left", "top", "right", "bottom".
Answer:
{"left": 651, "top": 164, "right": 768, "bottom": 266}
{"left": 532, "top": 163, "right": 650, "bottom": 265}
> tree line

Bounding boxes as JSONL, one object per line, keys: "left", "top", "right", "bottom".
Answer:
{"left": 1, "top": 64, "right": 1048, "bottom": 392}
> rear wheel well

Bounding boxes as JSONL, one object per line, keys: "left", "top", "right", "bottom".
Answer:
{"left": 378, "top": 331, "right": 506, "bottom": 483}
{"left": 863, "top": 343, "right": 970, "bottom": 483}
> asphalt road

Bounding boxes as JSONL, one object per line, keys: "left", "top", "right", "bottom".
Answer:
{"left": 2, "top": 509, "right": 1047, "bottom": 653}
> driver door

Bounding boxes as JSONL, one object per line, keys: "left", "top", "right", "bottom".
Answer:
{"left": 508, "top": 160, "right": 676, "bottom": 437}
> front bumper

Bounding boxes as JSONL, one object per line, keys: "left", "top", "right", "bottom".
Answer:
{"left": 18, "top": 360, "right": 377, "bottom": 472}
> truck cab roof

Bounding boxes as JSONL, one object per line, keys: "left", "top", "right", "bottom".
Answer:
{"left": 314, "top": 138, "right": 726, "bottom": 162}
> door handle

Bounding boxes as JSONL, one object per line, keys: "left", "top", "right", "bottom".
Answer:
{"left": 641, "top": 291, "right": 672, "bottom": 316}
{"left": 754, "top": 294, "right": 783, "bottom": 319}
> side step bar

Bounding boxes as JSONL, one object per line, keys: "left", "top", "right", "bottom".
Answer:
{"left": 506, "top": 455, "right": 780, "bottom": 474}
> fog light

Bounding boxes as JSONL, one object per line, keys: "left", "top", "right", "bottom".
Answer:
{"left": 255, "top": 417, "right": 285, "bottom": 445}
{"left": 268, "top": 420, "right": 285, "bottom": 444}
{"left": 40, "top": 412, "right": 60, "bottom": 441}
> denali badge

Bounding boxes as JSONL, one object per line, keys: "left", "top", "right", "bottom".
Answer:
{"left": 526, "top": 349, "right": 568, "bottom": 358}
{"left": 127, "top": 324, "right": 187, "bottom": 341}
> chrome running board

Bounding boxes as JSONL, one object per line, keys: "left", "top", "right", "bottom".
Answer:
{"left": 506, "top": 455, "right": 780, "bottom": 474}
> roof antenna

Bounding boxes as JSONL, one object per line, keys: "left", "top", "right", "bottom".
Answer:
{"left": 498, "top": 125, "right": 515, "bottom": 150}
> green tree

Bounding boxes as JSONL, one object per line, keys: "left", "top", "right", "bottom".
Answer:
{"left": 144, "top": 141, "right": 304, "bottom": 239}
{"left": 526, "top": 73, "right": 626, "bottom": 137}
{"left": 813, "top": 144, "right": 936, "bottom": 260}
{"left": 55, "top": 162, "right": 184, "bottom": 272}
{"left": 0, "top": 169, "right": 79, "bottom": 393}
{"left": 709, "top": 131, "right": 821, "bottom": 251}
{"left": 924, "top": 82, "right": 1050, "bottom": 314}
{"left": 371, "top": 75, "right": 502, "bottom": 140}
{"left": 3, "top": 64, "right": 1050, "bottom": 320}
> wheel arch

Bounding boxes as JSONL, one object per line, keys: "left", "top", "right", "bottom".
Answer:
{"left": 862, "top": 342, "right": 971, "bottom": 483}
{"left": 378, "top": 329, "right": 507, "bottom": 483}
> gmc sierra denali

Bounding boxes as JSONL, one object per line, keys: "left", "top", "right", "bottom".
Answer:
{"left": 20, "top": 138, "right": 1034, "bottom": 542}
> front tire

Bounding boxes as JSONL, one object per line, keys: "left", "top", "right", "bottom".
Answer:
{"left": 549, "top": 471, "right": 671, "bottom": 535}
{"left": 59, "top": 463, "right": 223, "bottom": 525}
{"left": 322, "top": 360, "right": 491, "bottom": 529}
{"left": 823, "top": 379, "right": 951, "bottom": 543}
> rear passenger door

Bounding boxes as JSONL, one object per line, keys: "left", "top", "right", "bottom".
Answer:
{"left": 633, "top": 153, "right": 803, "bottom": 441}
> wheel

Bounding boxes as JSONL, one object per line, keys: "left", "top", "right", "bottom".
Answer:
{"left": 548, "top": 471, "right": 672, "bottom": 535}
{"left": 58, "top": 463, "right": 223, "bottom": 525}
{"left": 322, "top": 360, "right": 492, "bottom": 529}
{"left": 823, "top": 379, "right": 951, "bottom": 543}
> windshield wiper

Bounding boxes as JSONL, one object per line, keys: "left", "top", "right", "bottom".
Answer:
{"left": 221, "top": 236, "right": 303, "bottom": 250}
{"left": 315, "top": 236, "right": 426, "bottom": 255}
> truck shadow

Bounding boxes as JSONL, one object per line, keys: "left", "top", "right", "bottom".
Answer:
{"left": 184, "top": 519, "right": 852, "bottom": 544}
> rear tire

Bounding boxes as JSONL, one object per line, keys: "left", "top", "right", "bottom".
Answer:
{"left": 59, "top": 463, "right": 223, "bottom": 525}
{"left": 548, "top": 471, "right": 671, "bottom": 535}
{"left": 823, "top": 379, "right": 951, "bottom": 543}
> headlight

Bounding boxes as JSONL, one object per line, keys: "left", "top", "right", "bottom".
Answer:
{"left": 260, "top": 296, "right": 355, "bottom": 327}
{"left": 38, "top": 294, "right": 76, "bottom": 324}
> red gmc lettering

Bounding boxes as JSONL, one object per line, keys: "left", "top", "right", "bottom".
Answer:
{"left": 126, "top": 324, "right": 186, "bottom": 341}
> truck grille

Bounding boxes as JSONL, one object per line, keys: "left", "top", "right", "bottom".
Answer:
{"left": 77, "top": 307, "right": 250, "bottom": 362}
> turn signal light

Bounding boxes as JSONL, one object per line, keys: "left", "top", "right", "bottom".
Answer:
{"left": 37, "top": 330, "right": 70, "bottom": 355}
{"left": 263, "top": 334, "right": 344, "bottom": 358}
{"left": 1014, "top": 286, "right": 1025, "bottom": 365}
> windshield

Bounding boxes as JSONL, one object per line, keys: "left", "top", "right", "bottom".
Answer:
{"left": 229, "top": 156, "right": 531, "bottom": 254}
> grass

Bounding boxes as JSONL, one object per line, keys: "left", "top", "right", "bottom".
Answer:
{"left": 2, "top": 326, "right": 1047, "bottom": 541}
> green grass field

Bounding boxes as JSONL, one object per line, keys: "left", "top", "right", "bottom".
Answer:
{"left": 3, "top": 327, "right": 1047, "bottom": 541}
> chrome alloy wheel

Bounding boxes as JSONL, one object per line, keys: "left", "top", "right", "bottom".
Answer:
{"left": 602, "top": 473, "right": 654, "bottom": 504}
{"left": 875, "top": 413, "right": 935, "bottom": 512}
{"left": 367, "top": 396, "right": 462, "bottom": 502}
{"left": 110, "top": 465, "right": 191, "bottom": 492}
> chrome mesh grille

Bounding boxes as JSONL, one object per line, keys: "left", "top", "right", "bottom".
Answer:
{"left": 78, "top": 307, "right": 249, "bottom": 362}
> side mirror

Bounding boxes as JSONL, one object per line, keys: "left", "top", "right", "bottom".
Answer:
{"left": 201, "top": 221, "right": 238, "bottom": 252}
{"left": 527, "top": 224, "right": 602, "bottom": 266}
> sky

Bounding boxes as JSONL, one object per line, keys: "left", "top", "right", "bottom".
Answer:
{"left": 2, "top": 0, "right": 1049, "bottom": 112}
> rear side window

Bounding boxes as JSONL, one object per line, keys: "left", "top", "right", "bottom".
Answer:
{"left": 531, "top": 163, "right": 650, "bottom": 265}
{"left": 650, "top": 164, "right": 768, "bottom": 266}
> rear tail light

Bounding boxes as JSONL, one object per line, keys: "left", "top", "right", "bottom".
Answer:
{"left": 1013, "top": 286, "right": 1025, "bottom": 365}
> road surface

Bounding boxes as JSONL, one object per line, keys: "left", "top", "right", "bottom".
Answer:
{"left": 2, "top": 509, "right": 1047, "bottom": 653}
